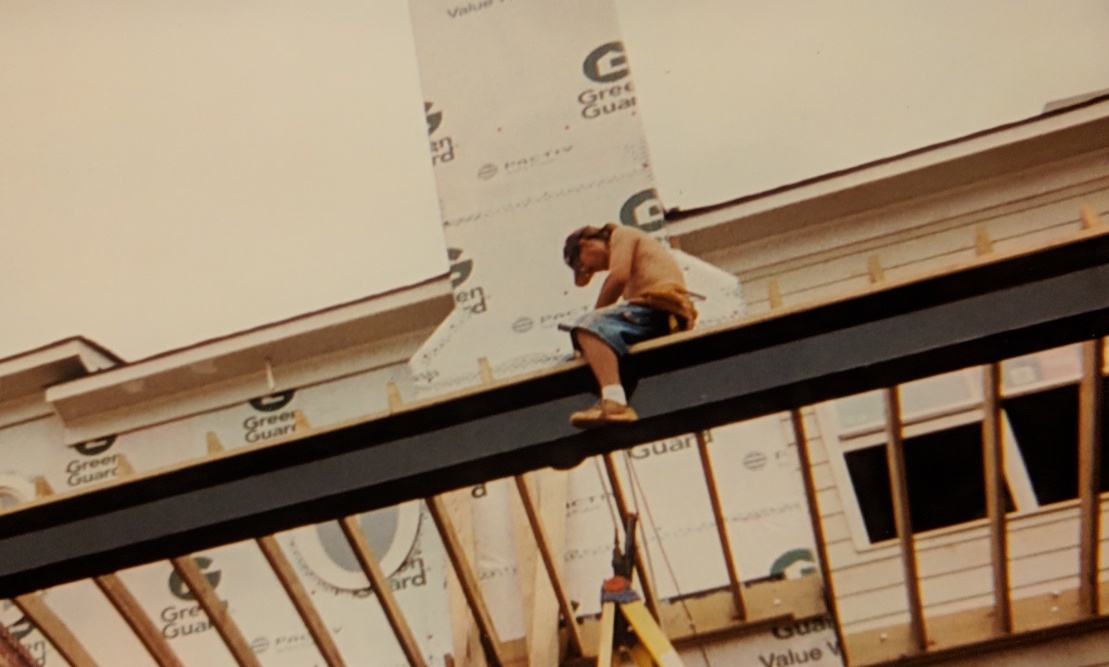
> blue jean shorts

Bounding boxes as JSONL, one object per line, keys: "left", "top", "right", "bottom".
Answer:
{"left": 571, "top": 303, "right": 672, "bottom": 357}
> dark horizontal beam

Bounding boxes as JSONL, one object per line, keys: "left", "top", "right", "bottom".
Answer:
{"left": 3, "top": 233, "right": 1109, "bottom": 597}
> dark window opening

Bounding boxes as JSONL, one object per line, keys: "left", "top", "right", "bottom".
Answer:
{"left": 1003, "top": 385, "right": 1079, "bottom": 505}
{"left": 846, "top": 423, "right": 1015, "bottom": 543}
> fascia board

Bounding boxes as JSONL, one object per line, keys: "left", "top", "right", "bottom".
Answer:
{"left": 0, "top": 339, "right": 119, "bottom": 405}
{"left": 669, "top": 101, "right": 1109, "bottom": 253}
{"left": 45, "top": 277, "right": 453, "bottom": 436}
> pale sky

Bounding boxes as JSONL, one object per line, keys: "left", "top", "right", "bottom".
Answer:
{"left": 2, "top": 1, "right": 1107, "bottom": 361}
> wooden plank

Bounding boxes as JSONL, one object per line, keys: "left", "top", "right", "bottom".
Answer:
{"left": 1078, "top": 339, "right": 1103, "bottom": 615}
{"left": 602, "top": 453, "right": 661, "bottom": 622}
{"left": 169, "top": 556, "right": 262, "bottom": 667}
{"left": 336, "top": 518, "right": 426, "bottom": 667}
{"left": 255, "top": 536, "right": 347, "bottom": 667}
{"left": 789, "top": 410, "right": 848, "bottom": 658}
{"left": 426, "top": 496, "right": 508, "bottom": 667}
{"left": 1080, "top": 204, "right": 1103, "bottom": 229}
{"left": 768, "top": 280, "right": 784, "bottom": 309}
{"left": 867, "top": 256, "right": 885, "bottom": 284}
{"left": 513, "top": 473, "right": 584, "bottom": 657}
{"left": 438, "top": 490, "right": 486, "bottom": 667}
{"left": 12, "top": 593, "right": 98, "bottom": 667}
{"left": 883, "top": 387, "right": 927, "bottom": 653}
{"left": 694, "top": 431, "right": 747, "bottom": 620}
{"left": 596, "top": 602, "right": 616, "bottom": 667}
{"left": 981, "top": 363, "right": 1013, "bottom": 634}
{"left": 93, "top": 574, "right": 184, "bottom": 667}
{"left": 975, "top": 227, "right": 994, "bottom": 256}
{"left": 620, "top": 600, "right": 683, "bottom": 667}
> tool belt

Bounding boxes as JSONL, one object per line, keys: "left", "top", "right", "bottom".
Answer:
{"left": 627, "top": 284, "right": 698, "bottom": 332}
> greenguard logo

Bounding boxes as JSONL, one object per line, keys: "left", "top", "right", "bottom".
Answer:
{"left": 583, "top": 42, "right": 629, "bottom": 83}
{"left": 249, "top": 391, "right": 294, "bottom": 412}
{"left": 579, "top": 42, "right": 637, "bottom": 120}
{"left": 168, "top": 556, "right": 222, "bottom": 600}
{"left": 448, "top": 248, "right": 487, "bottom": 314}
{"left": 73, "top": 435, "right": 116, "bottom": 456}
{"left": 619, "top": 189, "right": 665, "bottom": 232}
{"left": 426, "top": 101, "right": 455, "bottom": 166}
{"left": 67, "top": 435, "right": 121, "bottom": 487}
{"left": 770, "top": 548, "right": 817, "bottom": 579}
{"left": 161, "top": 557, "right": 223, "bottom": 639}
{"left": 245, "top": 391, "right": 298, "bottom": 444}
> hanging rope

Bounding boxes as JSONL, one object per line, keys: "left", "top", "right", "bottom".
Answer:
{"left": 621, "top": 450, "right": 714, "bottom": 666}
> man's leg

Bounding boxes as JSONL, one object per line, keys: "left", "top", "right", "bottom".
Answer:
{"left": 571, "top": 330, "right": 636, "bottom": 427}
{"left": 574, "top": 330, "right": 621, "bottom": 388}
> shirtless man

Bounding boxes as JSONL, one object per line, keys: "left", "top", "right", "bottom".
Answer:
{"left": 563, "top": 223, "right": 696, "bottom": 428}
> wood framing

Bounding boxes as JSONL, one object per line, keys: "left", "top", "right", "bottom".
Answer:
{"left": 336, "top": 517, "right": 426, "bottom": 667}
{"left": 980, "top": 364, "right": 1012, "bottom": 634}
{"left": 169, "top": 556, "right": 262, "bottom": 667}
{"left": 1077, "top": 339, "right": 1103, "bottom": 615}
{"left": 254, "top": 536, "right": 347, "bottom": 667}
{"left": 694, "top": 431, "right": 747, "bottom": 620}
{"left": 426, "top": 496, "right": 508, "bottom": 667}
{"left": 883, "top": 387, "right": 927, "bottom": 654}
{"left": 12, "top": 593, "right": 97, "bottom": 667}
{"left": 602, "top": 453, "right": 661, "bottom": 622}
{"left": 789, "top": 410, "right": 847, "bottom": 657}
{"left": 94, "top": 574, "right": 185, "bottom": 667}
{"left": 513, "top": 473, "right": 584, "bottom": 657}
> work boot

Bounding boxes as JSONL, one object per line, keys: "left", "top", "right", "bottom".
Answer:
{"left": 570, "top": 399, "right": 638, "bottom": 429}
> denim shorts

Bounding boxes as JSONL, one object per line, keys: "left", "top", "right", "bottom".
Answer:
{"left": 571, "top": 303, "right": 672, "bottom": 357}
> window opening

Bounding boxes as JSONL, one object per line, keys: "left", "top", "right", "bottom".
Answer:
{"left": 845, "top": 423, "right": 1015, "bottom": 543}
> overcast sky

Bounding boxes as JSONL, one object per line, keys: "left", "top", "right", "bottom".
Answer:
{"left": 2, "top": 0, "right": 1107, "bottom": 361}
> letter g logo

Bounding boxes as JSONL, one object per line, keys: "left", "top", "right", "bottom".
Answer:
{"left": 620, "top": 189, "right": 665, "bottom": 232}
{"left": 583, "top": 42, "right": 629, "bottom": 83}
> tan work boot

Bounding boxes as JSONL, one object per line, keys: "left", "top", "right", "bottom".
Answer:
{"left": 570, "top": 399, "right": 638, "bottom": 429}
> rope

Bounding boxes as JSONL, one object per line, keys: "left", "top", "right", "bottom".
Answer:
{"left": 621, "top": 450, "right": 714, "bottom": 666}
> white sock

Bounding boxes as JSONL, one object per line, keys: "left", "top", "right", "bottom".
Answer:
{"left": 601, "top": 384, "right": 627, "bottom": 405}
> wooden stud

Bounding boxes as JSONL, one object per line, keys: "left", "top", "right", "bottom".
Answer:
{"left": 601, "top": 454, "right": 662, "bottom": 623}
{"left": 0, "top": 619, "right": 38, "bottom": 667}
{"left": 114, "top": 455, "right": 136, "bottom": 478}
{"left": 694, "top": 431, "right": 747, "bottom": 620}
{"left": 767, "top": 281, "right": 784, "bottom": 310}
{"left": 1080, "top": 204, "right": 1103, "bottom": 230}
{"left": 867, "top": 256, "right": 885, "bottom": 284}
{"left": 426, "top": 496, "right": 508, "bottom": 667}
{"left": 513, "top": 474, "right": 585, "bottom": 656}
{"left": 170, "top": 556, "right": 263, "bottom": 667}
{"left": 975, "top": 227, "right": 994, "bottom": 256}
{"left": 13, "top": 593, "right": 98, "bottom": 667}
{"left": 981, "top": 364, "right": 1012, "bottom": 634}
{"left": 1078, "top": 339, "right": 1103, "bottom": 616}
{"left": 789, "top": 409, "right": 848, "bottom": 657}
{"left": 94, "top": 574, "right": 185, "bottom": 667}
{"left": 337, "top": 518, "right": 426, "bottom": 667}
{"left": 883, "top": 387, "right": 927, "bottom": 653}
{"left": 33, "top": 476, "right": 54, "bottom": 499}
{"left": 255, "top": 536, "right": 347, "bottom": 667}
{"left": 293, "top": 411, "right": 312, "bottom": 434}
{"left": 206, "top": 432, "right": 225, "bottom": 455}
{"left": 478, "top": 358, "right": 495, "bottom": 385}
{"left": 438, "top": 490, "right": 485, "bottom": 667}
{"left": 386, "top": 382, "right": 405, "bottom": 412}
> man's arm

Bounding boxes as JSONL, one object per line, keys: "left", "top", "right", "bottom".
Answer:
{"left": 594, "top": 227, "right": 636, "bottom": 308}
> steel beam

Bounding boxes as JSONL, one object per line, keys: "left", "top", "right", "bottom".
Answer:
{"left": 3, "top": 234, "right": 1109, "bottom": 597}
